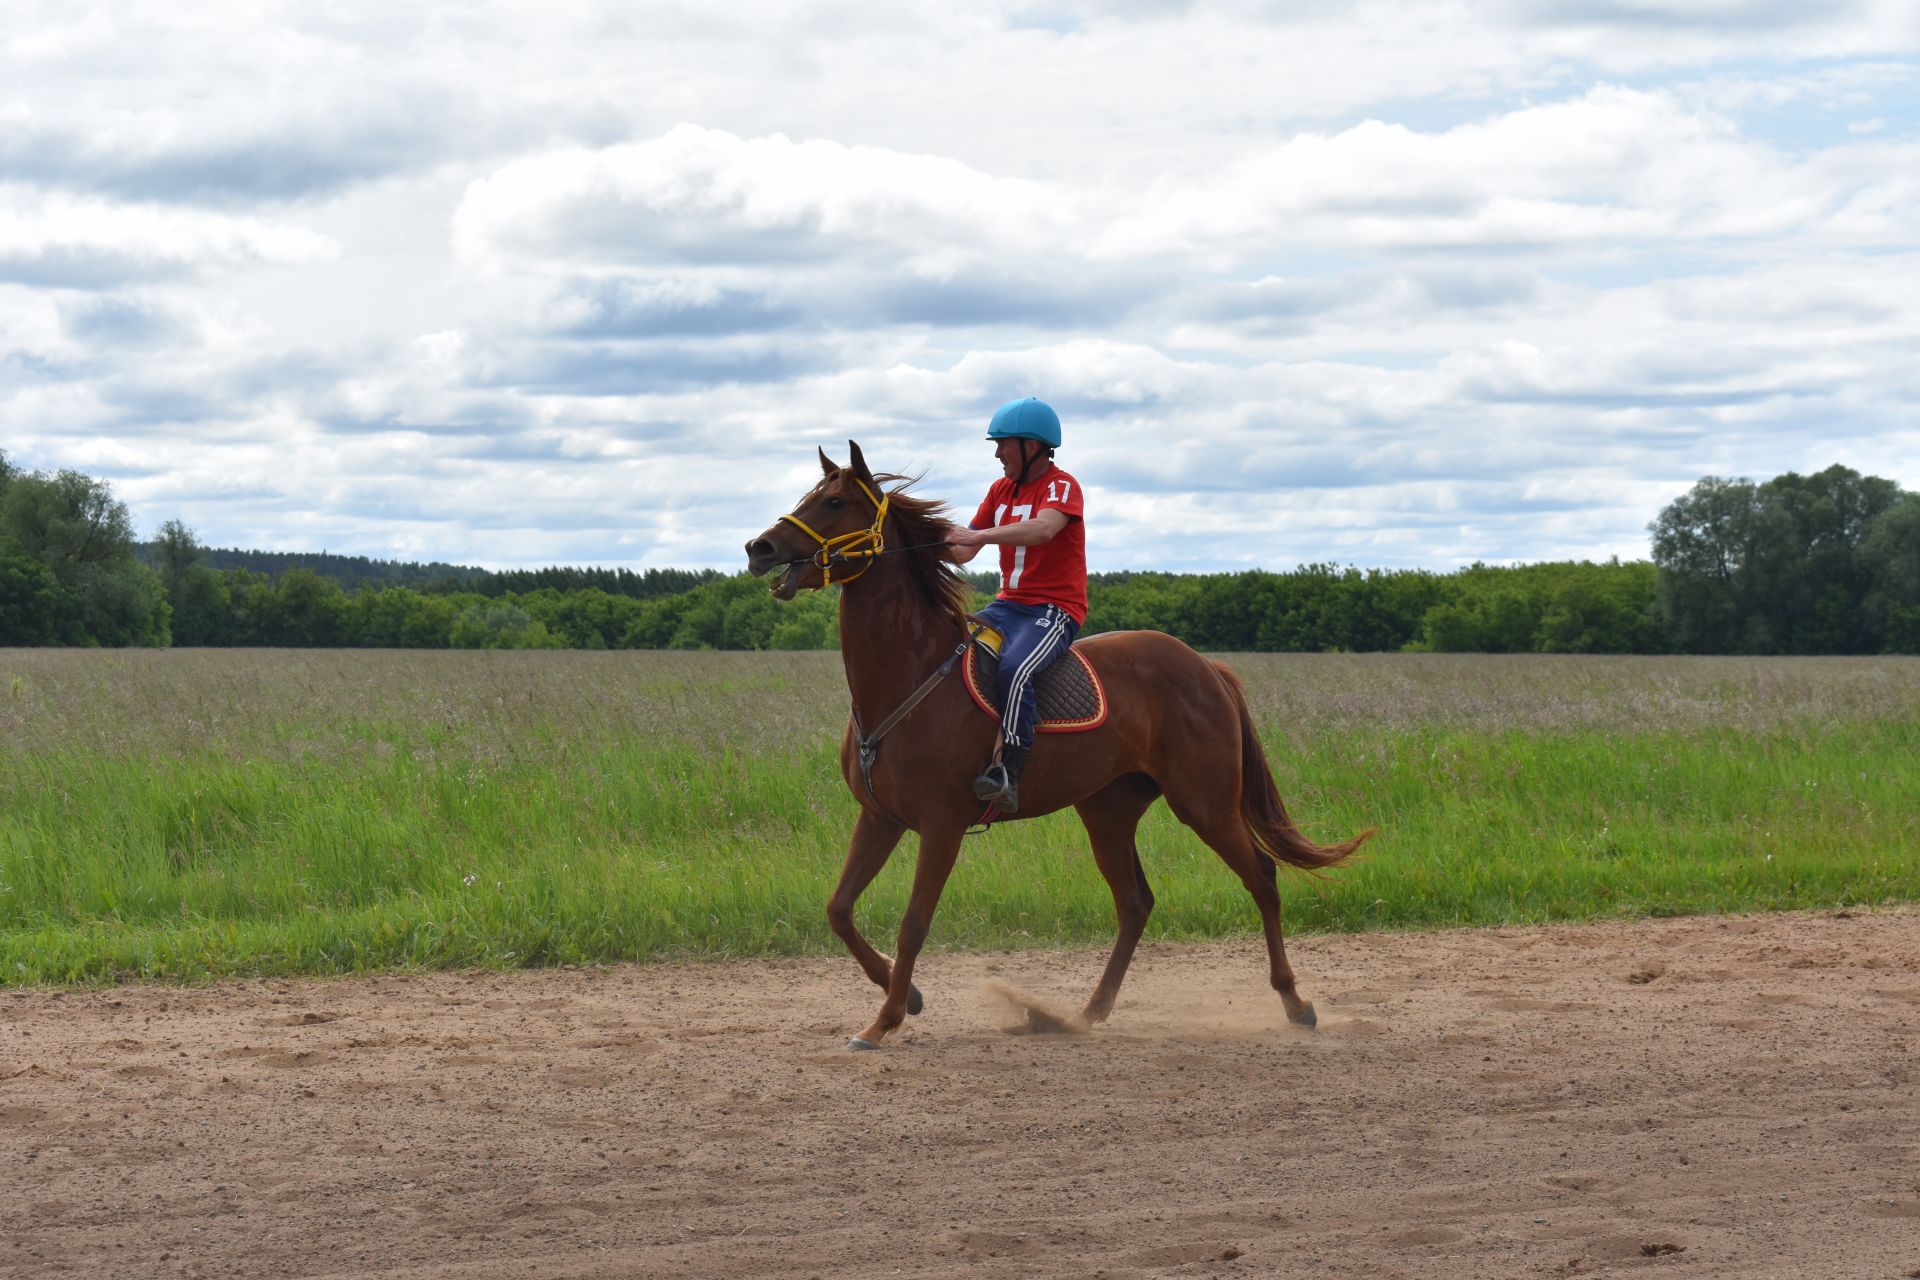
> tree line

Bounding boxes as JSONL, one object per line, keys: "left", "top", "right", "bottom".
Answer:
{"left": 3, "top": 447, "right": 1915, "bottom": 654}
{"left": 134, "top": 545, "right": 728, "bottom": 601}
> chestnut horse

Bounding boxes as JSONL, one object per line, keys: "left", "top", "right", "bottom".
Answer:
{"left": 745, "top": 442, "right": 1371, "bottom": 1050}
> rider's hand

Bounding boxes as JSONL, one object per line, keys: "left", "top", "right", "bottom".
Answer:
{"left": 945, "top": 525, "right": 986, "bottom": 562}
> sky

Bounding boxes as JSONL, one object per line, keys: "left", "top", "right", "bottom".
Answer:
{"left": 3, "top": 1, "right": 1917, "bottom": 575}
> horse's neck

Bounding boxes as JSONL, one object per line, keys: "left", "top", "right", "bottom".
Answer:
{"left": 837, "top": 558, "right": 958, "bottom": 726}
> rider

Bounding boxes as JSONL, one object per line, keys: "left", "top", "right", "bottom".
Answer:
{"left": 944, "top": 397, "right": 1086, "bottom": 813}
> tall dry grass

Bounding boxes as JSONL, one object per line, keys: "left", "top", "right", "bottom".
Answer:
{"left": 3, "top": 649, "right": 1915, "bottom": 984}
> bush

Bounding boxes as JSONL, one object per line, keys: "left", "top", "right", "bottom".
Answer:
{"left": 450, "top": 602, "right": 562, "bottom": 650}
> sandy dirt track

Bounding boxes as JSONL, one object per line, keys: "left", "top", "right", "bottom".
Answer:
{"left": 4, "top": 910, "right": 1919, "bottom": 1280}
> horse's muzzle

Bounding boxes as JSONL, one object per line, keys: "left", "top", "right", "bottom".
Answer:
{"left": 746, "top": 533, "right": 809, "bottom": 599}
{"left": 744, "top": 534, "right": 783, "bottom": 577}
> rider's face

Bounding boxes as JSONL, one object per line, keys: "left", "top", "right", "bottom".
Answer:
{"left": 994, "top": 437, "right": 1028, "bottom": 479}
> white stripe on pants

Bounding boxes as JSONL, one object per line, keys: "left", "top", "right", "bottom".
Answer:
{"left": 1002, "top": 605, "right": 1072, "bottom": 746}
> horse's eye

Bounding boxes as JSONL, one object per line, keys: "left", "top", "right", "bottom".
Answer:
{"left": 826, "top": 497, "right": 845, "bottom": 510}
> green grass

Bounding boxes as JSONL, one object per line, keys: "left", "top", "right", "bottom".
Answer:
{"left": 2, "top": 649, "right": 1916, "bottom": 984}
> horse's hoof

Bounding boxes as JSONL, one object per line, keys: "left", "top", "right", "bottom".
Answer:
{"left": 1288, "top": 1001, "right": 1318, "bottom": 1030}
{"left": 846, "top": 1036, "right": 881, "bottom": 1052}
{"left": 907, "top": 983, "right": 924, "bottom": 1017}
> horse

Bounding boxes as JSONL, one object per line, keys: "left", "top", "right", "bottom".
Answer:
{"left": 745, "top": 442, "right": 1372, "bottom": 1051}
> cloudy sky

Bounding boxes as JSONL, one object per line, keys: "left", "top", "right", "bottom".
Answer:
{"left": 4, "top": 2, "right": 1917, "bottom": 574}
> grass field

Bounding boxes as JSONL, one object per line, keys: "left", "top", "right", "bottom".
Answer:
{"left": 2, "top": 648, "right": 1916, "bottom": 984}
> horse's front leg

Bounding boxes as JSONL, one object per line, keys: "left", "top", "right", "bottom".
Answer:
{"left": 826, "top": 808, "right": 925, "bottom": 1015}
{"left": 849, "top": 824, "right": 965, "bottom": 1051}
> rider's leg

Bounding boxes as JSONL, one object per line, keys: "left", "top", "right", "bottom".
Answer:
{"left": 973, "top": 601, "right": 1076, "bottom": 811}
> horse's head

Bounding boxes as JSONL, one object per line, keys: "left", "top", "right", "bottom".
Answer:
{"left": 746, "top": 440, "right": 888, "bottom": 600}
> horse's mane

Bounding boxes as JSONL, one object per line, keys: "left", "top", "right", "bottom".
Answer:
{"left": 873, "top": 471, "right": 974, "bottom": 624}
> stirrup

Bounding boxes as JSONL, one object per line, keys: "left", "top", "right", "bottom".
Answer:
{"left": 971, "top": 763, "right": 1019, "bottom": 812}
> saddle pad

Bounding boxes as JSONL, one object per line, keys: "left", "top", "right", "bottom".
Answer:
{"left": 964, "top": 637, "right": 1108, "bottom": 733}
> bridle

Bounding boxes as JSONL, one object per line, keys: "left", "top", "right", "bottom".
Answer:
{"left": 777, "top": 476, "right": 890, "bottom": 587}
{"left": 775, "top": 475, "right": 964, "bottom": 586}
{"left": 772, "top": 470, "right": 994, "bottom": 830}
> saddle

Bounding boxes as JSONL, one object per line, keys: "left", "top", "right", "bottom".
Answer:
{"left": 962, "top": 622, "right": 1107, "bottom": 733}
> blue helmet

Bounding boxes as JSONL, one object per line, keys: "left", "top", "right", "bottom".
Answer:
{"left": 986, "top": 397, "right": 1061, "bottom": 449}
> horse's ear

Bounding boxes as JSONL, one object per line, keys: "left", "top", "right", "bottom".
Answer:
{"left": 847, "top": 440, "right": 875, "bottom": 486}
{"left": 818, "top": 446, "right": 840, "bottom": 476}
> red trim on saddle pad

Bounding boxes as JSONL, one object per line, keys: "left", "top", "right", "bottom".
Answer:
{"left": 962, "top": 642, "right": 1108, "bottom": 733}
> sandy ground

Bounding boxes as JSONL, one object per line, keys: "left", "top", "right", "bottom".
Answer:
{"left": 4, "top": 910, "right": 1919, "bottom": 1280}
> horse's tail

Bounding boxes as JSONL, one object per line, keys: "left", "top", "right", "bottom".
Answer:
{"left": 1217, "top": 661, "right": 1374, "bottom": 871}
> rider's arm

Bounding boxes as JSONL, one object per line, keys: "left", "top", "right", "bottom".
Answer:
{"left": 984, "top": 508, "right": 1068, "bottom": 545}
{"left": 946, "top": 508, "right": 1067, "bottom": 555}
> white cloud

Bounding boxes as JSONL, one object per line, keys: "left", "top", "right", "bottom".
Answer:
{"left": 0, "top": 188, "right": 334, "bottom": 287}
{"left": 459, "top": 86, "right": 1920, "bottom": 304}
{"left": 454, "top": 124, "right": 1075, "bottom": 273}
{"left": 1105, "top": 85, "right": 1920, "bottom": 256}
{"left": 3, "top": 2, "right": 1918, "bottom": 573}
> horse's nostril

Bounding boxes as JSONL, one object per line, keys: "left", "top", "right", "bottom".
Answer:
{"left": 746, "top": 537, "right": 772, "bottom": 558}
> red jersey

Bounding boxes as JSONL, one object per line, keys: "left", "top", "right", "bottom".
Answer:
{"left": 970, "top": 465, "right": 1086, "bottom": 624}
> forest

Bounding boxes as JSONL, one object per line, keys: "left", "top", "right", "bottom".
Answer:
{"left": 2, "top": 446, "right": 1915, "bottom": 654}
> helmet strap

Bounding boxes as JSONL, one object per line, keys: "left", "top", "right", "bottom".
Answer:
{"left": 1013, "top": 439, "right": 1042, "bottom": 492}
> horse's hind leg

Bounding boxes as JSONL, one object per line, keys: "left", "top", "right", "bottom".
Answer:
{"left": 1185, "top": 812, "right": 1320, "bottom": 1028}
{"left": 826, "top": 809, "right": 923, "bottom": 1016}
{"left": 1075, "top": 774, "right": 1162, "bottom": 1027}
{"left": 1249, "top": 851, "right": 1317, "bottom": 1027}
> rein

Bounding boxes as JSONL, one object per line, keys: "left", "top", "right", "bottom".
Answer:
{"left": 767, "top": 537, "right": 956, "bottom": 572}
{"left": 768, "top": 539, "right": 956, "bottom": 572}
